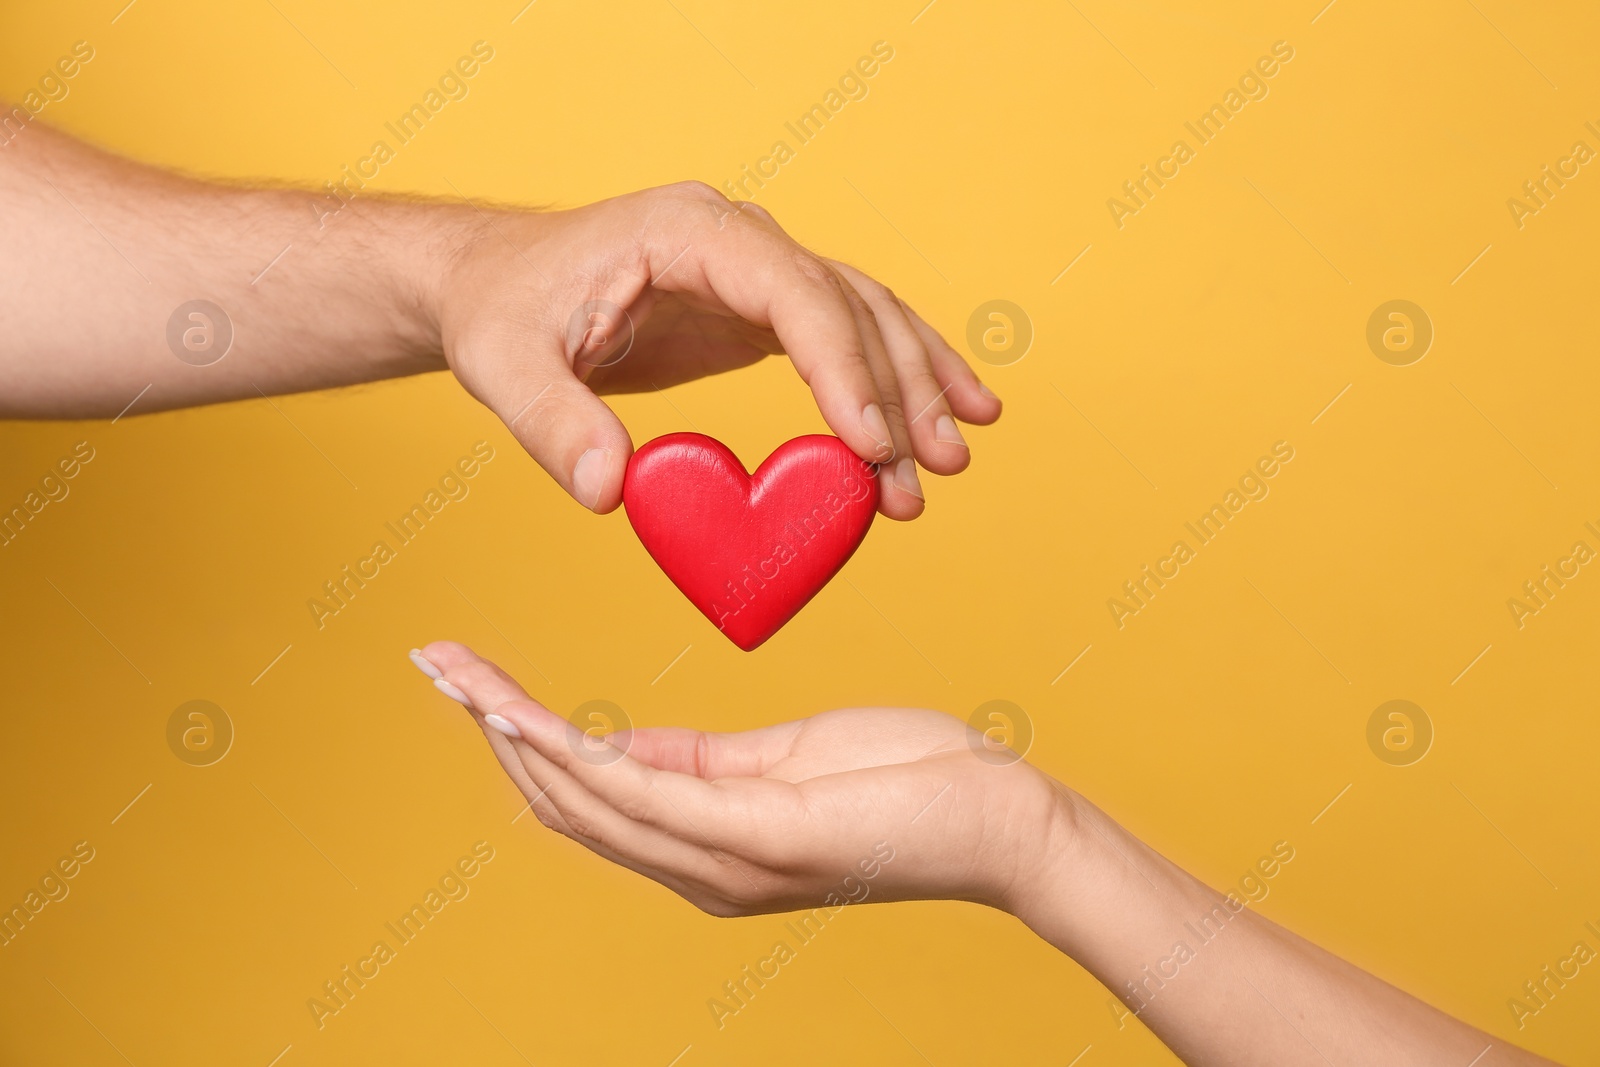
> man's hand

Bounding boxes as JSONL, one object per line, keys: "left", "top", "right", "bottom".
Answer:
{"left": 1, "top": 127, "right": 998, "bottom": 521}
{"left": 435, "top": 182, "right": 1001, "bottom": 520}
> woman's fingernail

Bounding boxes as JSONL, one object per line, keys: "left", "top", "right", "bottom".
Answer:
{"left": 434, "top": 678, "right": 472, "bottom": 707}
{"left": 571, "top": 448, "right": 613, "bottom": 511}
{"left": 861, "top": 403, "right": 892, "bottom": 450}
{"left": 408, "top": 648, "right": 442, "bottom": 680}
{"left": 978, "top": 382, "right": 999, "bottom": 401}
{"left": 484, "top": 713, "right": 522, "bottom": 739}
{"left": 892, "top": 457, "right": 923, "bottom": 500}
{"left": 934, "top": 415, "right": 967, "bottom": 447}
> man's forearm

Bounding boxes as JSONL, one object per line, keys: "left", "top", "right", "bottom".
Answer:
{"left": 1, "top": 116, "right": 467, "bottom": 417}
{"left": 3, "top": 118, "right": 987, "bottom": 514}
{"left": 1015, "top": 789, "right": 1551, "bottom": 1066}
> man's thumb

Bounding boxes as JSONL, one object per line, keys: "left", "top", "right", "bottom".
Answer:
{"left": 493, "top": 361, "right": 633, "bottom": 513}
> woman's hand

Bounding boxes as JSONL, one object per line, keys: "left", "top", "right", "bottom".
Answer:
{"left": 410, "top": 641, "right": 1065, "bottom": 916}
{"left": 411, "top": 641, "right": 1558, "bottom": 1066}
{"left": 432, "top": 182, "right": 1001, "bottom": 521}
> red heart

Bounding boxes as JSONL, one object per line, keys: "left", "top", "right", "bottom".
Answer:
{"left": 623, "top": 433, "right": 879, "bottom": 651}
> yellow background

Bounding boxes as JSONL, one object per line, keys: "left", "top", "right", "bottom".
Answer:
{"left": 3, "top": 1, "right": 1598, "bottom": 1063}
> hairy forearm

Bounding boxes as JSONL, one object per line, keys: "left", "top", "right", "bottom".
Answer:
{"left": 0, "top": 116, "right": 470, "bottom": 418}
{"left": 1016, "top": 788, "right": 1552, "bottom": 1066}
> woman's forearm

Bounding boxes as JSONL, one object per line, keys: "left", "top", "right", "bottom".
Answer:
{"left": 1015, "top": 788, "right": 1551, "bottom": 1066}
{"left": 1, "top": 115, "right": 461, "bottom": 417}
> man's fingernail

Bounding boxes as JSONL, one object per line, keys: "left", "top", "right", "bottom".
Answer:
{"left": 978, "top": 382, "right": 999, "bottom": 401}
{"left": 409, "top": 648, "right": 442, "bottom": 680}
{"left": 435, "top": 678, "right": 473, "bottom": 707}
{"left": 572, "top": 448, "right": 612, "bottom": 511}
{"left": 861, "top": 403, "right": 892, "bottom": 450}
{"left": 934, "top": 415, "right": 967, "bottom": 447}
{"left": 484, "top": 713, "right": 522, "bottom": 739}
{"left": 893, "top": 457, "right": 923, "bottom": 500}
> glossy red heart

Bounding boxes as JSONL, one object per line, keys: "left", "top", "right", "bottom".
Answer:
{"left": 623, "top": 433, "right": 879, "bottom": 651}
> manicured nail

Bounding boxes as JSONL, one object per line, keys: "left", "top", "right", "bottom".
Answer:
{"left": 978, "top": 382, "right": 999, "bottom": 401}
{"left": 571, "top": 448, "right": 613, "bottom": 511}
{"left": 934, "top": 415, "right": 967, "bottom": 448}
{"left": 892, "top": 457, "right": 923, "bottom": 500}
{"left": 408, "top": 648, "right": 442, "bottom": 680}
{"left": 861, "top": 403, "right": 891, "bottom": 450}
{"left": 434, "top": 678, "right": 472, "bottom": 707}
{"left": 484, "top": 713, "right": 522, "bottom": 739}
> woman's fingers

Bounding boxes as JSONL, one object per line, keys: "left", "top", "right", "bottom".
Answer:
{"left": 486, "top": 695, "right": 802, "bottom": 905}
{"left": 418, "top": 644, "right": 719, "bottom": 875}
{"left": 480, "top": 689, "right": 818, "bottom": 876}
{"left": 414, "top": 642, "right": 583, "bottom": 839}
{"left": 417, "top": 640, "right": 529, "bottom": 707}
{"left": 607, "top": 721, "right": 804, "bottom": 779}
{"left": 484, "top": 720, "right": 724, "bottom": 908}
{"left": 408, "top": 642, "right": 1043, "bottom": 914}
{"left": 484, "top": 695, "right": 742, "bottom": 840}
{"left": 419, "top": 642, "right": 792, "bottom": 911}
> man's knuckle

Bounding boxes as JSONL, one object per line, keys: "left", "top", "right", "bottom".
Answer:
{"left": 876, "top": 384, "right": 906, "bottom": 418}
{"left": 667, "top": 179, "right": 724, "bottom": 201}
{"left": 790, "top": 253, "right": 843, "bottom": 294}
{"left": 908, "top": 363, "right": 942, "bottom": 396}
{"left": 857, "top": 275, "right": 896, "bottom": 305}
{"left": 843, "top": 286, "right": 876, "bottom": 322}
{"left": 730, "top": 200, "right": 774, "bottom": 225}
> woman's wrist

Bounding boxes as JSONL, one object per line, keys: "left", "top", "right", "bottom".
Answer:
{"left": 1003, "top": 778, "right": 1194, "bottom": 964}
{"left": 998, "top": 774, "right": 1093, "bottom": 928}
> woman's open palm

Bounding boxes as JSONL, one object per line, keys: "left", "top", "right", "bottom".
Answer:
{"left": 414, "top": 641, "right": 1062, "bottom": 918}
